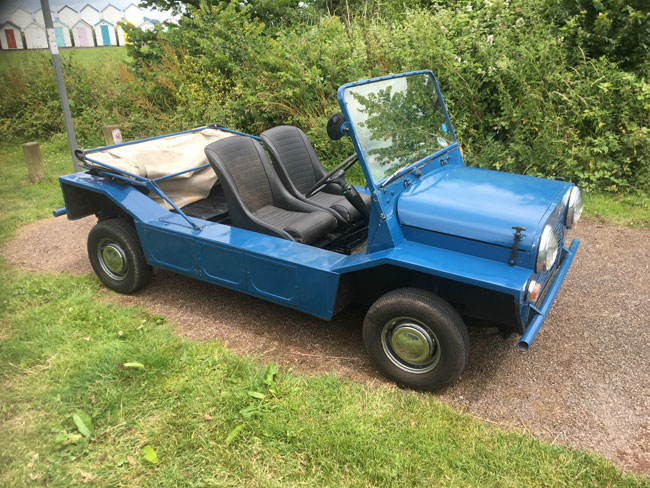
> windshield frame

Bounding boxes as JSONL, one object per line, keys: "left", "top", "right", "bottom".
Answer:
{"left": 337, "top": 70, "right": 457, "bottom": 191}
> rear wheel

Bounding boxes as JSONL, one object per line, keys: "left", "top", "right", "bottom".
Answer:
{"left": 363, "top": 288, "right": 469, "bottom": 391}
{"left": 87, "top": 218, "right": 152, "bottom": 294}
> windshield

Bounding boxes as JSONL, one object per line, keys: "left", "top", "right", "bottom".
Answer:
{"left": 342, "top": 72, "right": 455, "bottom": 184}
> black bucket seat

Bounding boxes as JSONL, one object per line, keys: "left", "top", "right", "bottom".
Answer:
{"left": 204, "top": 136, "right": 337, "bottom": 244}
{"left": 260, "top": 125, "right": 370, "bottom": 223}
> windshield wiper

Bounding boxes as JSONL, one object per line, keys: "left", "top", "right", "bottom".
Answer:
{"left": 379, "top": 166, "right": 414, "bottom": 189}
{"left": 378, "top": 145, "right": 456, "bottom": 190}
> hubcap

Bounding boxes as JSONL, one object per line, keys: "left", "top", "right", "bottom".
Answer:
{"left": 98, "top": 239, "right": 128, "bottom": 281}
{"left": 381, "top": 318, "right": 440, "bottom": 374}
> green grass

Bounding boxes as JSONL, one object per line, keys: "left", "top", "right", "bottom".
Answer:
{"left": 0, "top": 135, "right": 70, "bottom": 246}
{"left": 583, "top": 192, "right": 650, "bottom": 229}
{"left": 1, "top": 137, "right": 649, "bottom": 485}
{"left": 1, "top": 269, "right": 647, "bottom": 487}
{"left": 0, "top": 47, "right": 129, "bottom": 71}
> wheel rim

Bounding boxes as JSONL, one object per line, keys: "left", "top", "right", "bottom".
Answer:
{"left": 97, "top": 238, "right": 128, "bottom": 281}
{"left": 381, "top": 317, "right": 441, "bottom": 374}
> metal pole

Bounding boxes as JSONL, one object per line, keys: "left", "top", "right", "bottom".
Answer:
{"left": 41, "top": 0, "right": 82, "bottom": 172}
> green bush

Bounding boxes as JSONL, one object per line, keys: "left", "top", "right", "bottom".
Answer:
{"left": 0, "top": 52, "right": 181, "bottom": 147}
{"left": 1, "top": 0, "right": 648, "bottom": 192}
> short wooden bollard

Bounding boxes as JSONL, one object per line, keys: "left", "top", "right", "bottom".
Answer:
{"left": 22, "top": 142, "right": 46, "bottom": 183}
{"left": 102, "top": 124, "right": 123, "bottom": 145}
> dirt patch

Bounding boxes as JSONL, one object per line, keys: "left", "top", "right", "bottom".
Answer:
{"left": 3, "top": 217, "right": 649, "bottom": 476}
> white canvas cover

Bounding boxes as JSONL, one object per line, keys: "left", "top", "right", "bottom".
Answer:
{"left": 88, "top": 128, "right": 233, "bottom": 209}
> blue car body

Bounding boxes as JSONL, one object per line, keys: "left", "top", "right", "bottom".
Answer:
{"left": 58, "top": 70, "right": 579, "bottom": 359}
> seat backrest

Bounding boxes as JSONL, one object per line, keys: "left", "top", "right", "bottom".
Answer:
{"left": 260, "top": 125, "right": 327, "bottom": 196}
{"left": 205, "top": 135, "right": 276, "bottom": 213}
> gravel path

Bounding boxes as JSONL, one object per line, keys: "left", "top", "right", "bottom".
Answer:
{"left": 3, "top": 217, "right": 649, "bottom": 475}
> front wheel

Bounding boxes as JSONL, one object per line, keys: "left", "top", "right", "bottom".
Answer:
{"left": 87, "top": 218, "right": 152, "bottom": 294}
{"left": 363, "top": 288, "right": 469, "bottom": 391}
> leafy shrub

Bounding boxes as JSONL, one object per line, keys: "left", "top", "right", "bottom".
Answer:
{"left": 2, "top": 0, "right": 648, "bottom": 193}
{"left": 546, "top": 0, "right": 650, "bottom": 73}
{"left": 0, "top": 51, "right": 184, "bottom": 147}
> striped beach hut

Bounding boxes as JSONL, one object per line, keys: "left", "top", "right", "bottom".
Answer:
{"left": 53, "top": 19, "right": 72, "bottom": 47}
{"left": 71, "top": 19, "right": 94, "bottom": 47}
{"left": 94, "top": 19, "right": 117, "bottom": 46}
{"left": 1, "top": 21, "right": 24, "bottom": 50}
{"left": 24, "top": 22, "right": 48, "bottom": 49}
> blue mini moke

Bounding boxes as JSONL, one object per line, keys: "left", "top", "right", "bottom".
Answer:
{"left": 57, "top": 70, "right": 582, "bottom": 390}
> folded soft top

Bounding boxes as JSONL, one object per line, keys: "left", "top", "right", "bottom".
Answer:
{"left": 89, "top": 128, "right": 233, "bottom": 209}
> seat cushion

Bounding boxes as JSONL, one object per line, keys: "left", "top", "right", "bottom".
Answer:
{"left": 253, "top": 205, "right": 337, "bottom": 244}
{"left": 308, "top": 190, "right": 371, "bottom": 222}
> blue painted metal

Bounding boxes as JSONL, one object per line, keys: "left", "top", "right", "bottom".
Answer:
{"left": 58, "top": 72, "right": 581, "bottom": 351}
{"left": 336, "top": 70, "right": 463, "bottom": 254}
{"left": 518, "top": 239, "right": 580, "bottom": 350}
{"left": 397, "top": 166, "right": 570, "bottom": 251}
{"left": 53, "top": 207, "right": 67, "bottom": 217}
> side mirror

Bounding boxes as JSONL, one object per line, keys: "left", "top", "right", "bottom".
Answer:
{"left": 326, "top": 113, "right": 346, "bottom": 141}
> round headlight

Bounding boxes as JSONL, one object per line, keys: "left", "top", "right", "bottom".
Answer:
{"left": 565, "top": 186, "right": 583, "bottom": 229}
{"left": 536, "top": 225, "right": 559, "bottom": 273}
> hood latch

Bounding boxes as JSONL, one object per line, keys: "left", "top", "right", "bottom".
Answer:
{"left": 508, "top": 226, "right": 526, "bottom": 266}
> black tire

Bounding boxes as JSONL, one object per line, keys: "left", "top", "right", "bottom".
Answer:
{"left": 363, "top": 288, "right": 469, "bottom": 391}
{"left": 87, "top": 218, "right": 152, "bottom": 294}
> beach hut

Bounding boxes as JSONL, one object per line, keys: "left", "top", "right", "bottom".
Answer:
{"left": 123, "top": 3, "right": 144, "bottom": 27}
{"left": 139, "top": 18, "right": 159, "bottom": 32}
{"left": 10, "top": 8, "right": 32, "bottom": 29}
{"left": 57, "top": 6, "right": 79, "bottom": 28}
{"left": 71, "top": 19, "right": 94, "bottom": 47}
{"left": 33, "top": 9, "right": 46, "bottom": 27}
{"left": 116, "top": 24, "right": 126, "bottom": 45}
{"left": 94, "top": 19, "right": 117, "bottom": 46}
{"left": 101, "top": 4, "right": 123, "bottom": 26}
{"left": 53, "top": 19, "right": 72, "bottom": 47}
{"left": 24, "top": 22, "right": 47, "bottom": 49}
{"left": 0, "top": 21, "right": 24, "bottom": 50}
{"left": 80, "top": 4, "right": 101, "bottom": 27}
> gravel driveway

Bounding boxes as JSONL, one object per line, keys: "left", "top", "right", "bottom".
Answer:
{"left": 3, "top": 217, "right": 649, "bottom": 475}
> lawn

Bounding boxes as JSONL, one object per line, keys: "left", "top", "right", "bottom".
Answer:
{"left": 0, "top": 46, "right": 129, "bottom": 70}
{"left": 1, "top": 137, "right": 649, "bottom": 486}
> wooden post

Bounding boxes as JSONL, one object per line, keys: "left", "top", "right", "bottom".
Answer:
{"left": 22, "top": 142, "right": 46, "bottom": 183}
{"left": 102, "top": 124, "right": 123, "bottom": 145}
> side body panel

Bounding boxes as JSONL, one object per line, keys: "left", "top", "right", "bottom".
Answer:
{"left": 59, "top": 172, "right": 538, "bottom": 324}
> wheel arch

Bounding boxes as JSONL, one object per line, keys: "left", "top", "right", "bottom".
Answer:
{"left": 334, "top": 264, "right": 520, "bottom": 332}
{"left": 61, "top": 182, "right": 133, "bottom": 221}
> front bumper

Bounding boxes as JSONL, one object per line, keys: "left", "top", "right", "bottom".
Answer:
{"left": 518, "top": 238, "right": 580, "bottom": 351}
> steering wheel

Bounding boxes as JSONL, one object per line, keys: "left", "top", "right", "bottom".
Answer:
{"left": 306, "top": 153, "right": 358, "bottom": 198}
{"left": 306, "top": 153, "right": 370, "bottom": 220}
